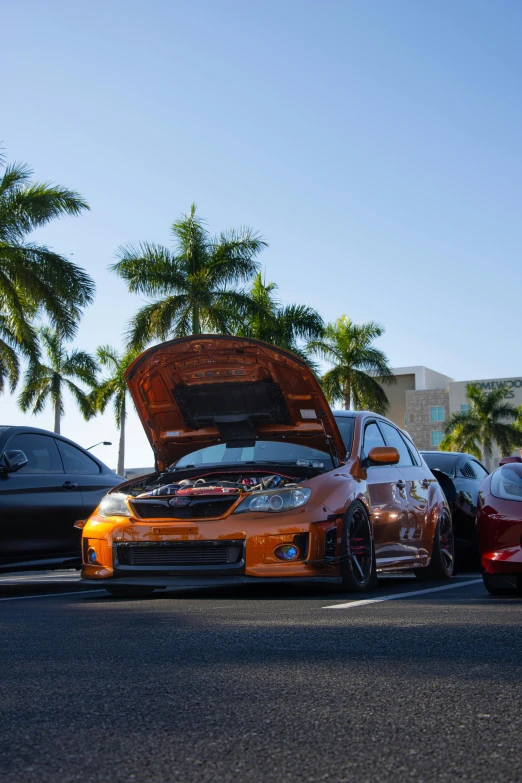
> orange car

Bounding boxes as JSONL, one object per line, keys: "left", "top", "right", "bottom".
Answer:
{"left": 80, "top": 336, "right": 454, "bottom": 597}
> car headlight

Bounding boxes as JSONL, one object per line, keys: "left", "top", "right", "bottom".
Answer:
{"left": 98, "top": 493, "right": 131, "bottom": 518}
{"left": 233, "top": 488, "right": 311, "bottom": 514}
{"left": 490, "top": 468, "right": 522, "bottom": 502}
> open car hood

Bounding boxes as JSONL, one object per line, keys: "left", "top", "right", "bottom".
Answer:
{"left": 125, "top": 335, "right": 346, "bottom": 471}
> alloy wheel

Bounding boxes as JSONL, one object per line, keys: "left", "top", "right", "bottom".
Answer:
{"left": 347, "top": 507, "right": 373, "bottom": 585}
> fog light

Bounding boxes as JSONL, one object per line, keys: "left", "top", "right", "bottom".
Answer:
{"left": 87, "top": 547, "right": 98, "bottom": 565}
{"left": 275, "top": 544, "right": 299, "bottom": 561}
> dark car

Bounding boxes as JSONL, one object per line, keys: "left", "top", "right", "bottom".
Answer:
{"left": 420, "top": 451, "right": 489, "bottom": 569}
{"left": 0, "top": 426, "right": 123, "bottom": 572}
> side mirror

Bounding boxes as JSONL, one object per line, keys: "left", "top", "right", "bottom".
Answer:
{"left": 367, "top": 446, "right": 400, "bottom": 465}
{"left": 1, "top": 450, "right": 29, "bottom": 473}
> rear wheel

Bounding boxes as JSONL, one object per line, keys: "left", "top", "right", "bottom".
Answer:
{"left": 416, "top": 510, "right": 454, "bottom": 580}
{"left": 339, "top": 501, "right": 377, "bottom": 592}
{"left": 105, "top": 586, "right": 155, "bottom": 598}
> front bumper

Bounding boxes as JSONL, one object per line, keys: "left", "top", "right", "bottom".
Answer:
{"left": 81, "top": 511, "right": 342, "bottom": 581}
{"left": 482, "top": 546, "right": 522, "bottom": 575}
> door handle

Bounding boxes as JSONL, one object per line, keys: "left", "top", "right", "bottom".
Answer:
{"left": 63, "top": 481, "right": 78, "bottom": 490}
{"left": 396, "top": 480, "right": 406, "bottom": 490}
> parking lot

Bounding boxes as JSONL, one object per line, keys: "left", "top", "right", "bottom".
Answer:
{"left": 1, "top": 571, "right": 521, "bottom": 783}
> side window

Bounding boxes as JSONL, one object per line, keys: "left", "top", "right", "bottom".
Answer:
{"left": 379, "top": 421, "right": 413, "bottom": 466}
{"left": 7, "top": 433, "right": 64, "bottom": 474}
{"left": 334, "top": 417, "right": 355, "bottom": 456}
{"left": 362, "top": 422, "right": 386, "bottom": 457}
{"left": 469, "top": 461, "right": 489, "bottom": 481}
{"left": 402, "top": 433, "right": 422, "bottom": 466}
{"left": 57, "top": 441, "right": 101, "bottom": 474}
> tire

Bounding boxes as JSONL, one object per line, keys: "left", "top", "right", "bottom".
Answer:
{"left": 416, "top": 510, "right": 454, "bottom": 580}
{"left": 338, "top": 501, "right": 377, "bottom": 592}
{"left": 482, "top": 571, "right": 521, "bottom": 596}
{"left": 105, "top": 586, "right": 155, "bottom": 598}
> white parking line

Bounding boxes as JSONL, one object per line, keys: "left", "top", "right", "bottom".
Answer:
{"left": 0, "top": 589, "right": 106, "bottom": 602}
{"left": 323, "top": 579, "right": 483, "bottom": 609}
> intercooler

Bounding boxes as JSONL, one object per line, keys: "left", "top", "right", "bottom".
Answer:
{"left": 115, "top": 541, "right": 245, "bottom": 568}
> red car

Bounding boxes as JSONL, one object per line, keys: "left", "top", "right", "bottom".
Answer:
{"left": 477, "top": 462, "right": 522, "bottom": 595}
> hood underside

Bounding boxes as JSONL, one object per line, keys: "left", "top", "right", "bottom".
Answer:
{"left": 125, "top": 335, "right": 345, "bottom": 471}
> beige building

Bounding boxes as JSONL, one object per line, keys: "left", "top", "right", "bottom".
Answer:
{"left": 386, "top": 367, "right": 522, "bottom": 460}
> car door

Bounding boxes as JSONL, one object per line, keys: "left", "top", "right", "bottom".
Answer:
{"left": 55, "top": 439, "right": 119, "bottom": 519}
{"left": 379, "top": 421, "right": 430, "bottom": 562}
{"left": 0, "top": 432, "right": 81, "bottom": 565}
{"left": 361, "top": 419, "right": 410, "bottom": 567}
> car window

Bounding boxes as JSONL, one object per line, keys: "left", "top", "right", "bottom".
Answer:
{"left": 402, "top": 434, "right": 422, "bottom": 466}
{"left": 57, "top": 441, "right": 101, "bottom": 474}
{"left": 460, "top": 462, "right": 476, "bottom": 479}
{"left": 379, "top": 421, "right": 413, "bottom": 466}
{"left": 421, "top": 452, "right": 457, "bottom": 477}
{"left": 362, "top": 422, "right": 386, "bottom": 456}
{"left": 333, "top": 416, "right": 355, "bottom": 456}
{"left": 469, "top": 460, "right": 489, "bottom": 480}
{"left": 7, "top": 433, "right": 64, "bottom": 474}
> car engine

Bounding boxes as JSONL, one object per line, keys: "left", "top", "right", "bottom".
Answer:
{"left": 133, "top": 472, "right": 303, "bottom": 499}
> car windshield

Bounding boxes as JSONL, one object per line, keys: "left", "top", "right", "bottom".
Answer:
{"left": 422, "top": 453, "right": 457, "bottom": 477}
{"left": 174, "top": 441, "right": 333, "bottom": 470}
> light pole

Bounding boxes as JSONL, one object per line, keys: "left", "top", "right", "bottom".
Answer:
{"left": 86, "top": 441, "right": 112, "bottom": 451}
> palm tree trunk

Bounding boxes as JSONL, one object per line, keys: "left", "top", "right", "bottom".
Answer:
{"left": 483, "top": 442, "right": 492, "bottom": 473}
{"left": 54, "top": 398, "right": 61, "bottom": 434}
{"left": 343, "top": 377, "right": 351, "bottom": 410}
{"left": 117, "top": 397, "right": 126, "bottom": 477}
{"left": 192, "top": 307, "right": 201, "bottom": 334}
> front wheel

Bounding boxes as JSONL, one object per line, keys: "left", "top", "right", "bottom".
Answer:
{"left": 416, "top": 510, "right": 454, "bottom": 580}
{"left": 339, "top": 501, "right": 377, "bottom": 592}
{"left": 105, "top": 586, "right": 155, "bottom": 598}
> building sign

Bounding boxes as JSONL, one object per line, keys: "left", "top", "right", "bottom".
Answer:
{"left": 467, "top": 379, "right": 522, "bottom": 398}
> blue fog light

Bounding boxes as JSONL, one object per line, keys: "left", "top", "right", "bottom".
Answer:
{"left": 275, "top": 544, "right": 299, "bottom": 561}
{"left": 87, "top": 547, "right": 98, "bottom": 564}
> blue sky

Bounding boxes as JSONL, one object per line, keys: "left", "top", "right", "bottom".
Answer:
{"left": 3, "top": 0, "right": 522, "bottom": 469}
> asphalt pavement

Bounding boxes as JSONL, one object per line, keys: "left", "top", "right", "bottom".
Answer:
{"left": 1, "top": 571, "right": 521, "bottom": 783}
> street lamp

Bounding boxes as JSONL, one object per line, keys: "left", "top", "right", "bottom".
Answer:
{"left": 86, "top": 441, "right": 112, "bottom": 451}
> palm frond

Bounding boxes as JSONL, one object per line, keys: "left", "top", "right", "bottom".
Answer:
{"left": 125, "top": 295, "right": 190, "bottom": 349}
{"left": 64, "top": 378, "right": 95, "bottom": 420}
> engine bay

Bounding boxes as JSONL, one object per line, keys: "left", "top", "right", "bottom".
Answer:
{"left": 125, "top": 471, "right": 306, "bottom": 499}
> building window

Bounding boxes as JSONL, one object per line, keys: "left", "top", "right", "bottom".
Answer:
{"left": 431, "top": 430, "right": 445, "bottom": 447}
{"left": 404, "top": 414, "right": 408, "bottom": 426}
{"left": 461, "top": 404, "right": 471, "bottom": 414}
{"left": 430, "top": 406, "right": 445, "bottom": 422}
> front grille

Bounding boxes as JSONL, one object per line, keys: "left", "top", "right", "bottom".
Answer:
{"left": 130, "top": 498, "right": 236, "bottom": 519}
{"left": 116, "top": 541, "right": 244, "bottom": 567}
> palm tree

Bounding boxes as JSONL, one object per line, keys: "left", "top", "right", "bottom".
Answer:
{"left": 229, "top": 273, "right": 324, "bottom": 363}
{"left": 18, "top": 327, "right": 98, "bottom": 434}
{"left": 438, "top": 425, "right": 482, "bottom": 460}
{"left": 90, "top": 346, "right": 141, "bottom": 476}
{"left": 111, "top": 204, "right": 267, "bottom": 350}
{"left": 0, "top": 154, "right": 95, "bottom": 389}
{"left": 442, "top": 384, "right": 522, "bottom": 470}
{"left": 307, "top": 316, "right": 396, "bottom": 413}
